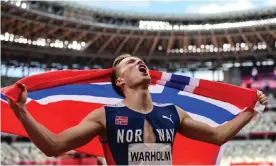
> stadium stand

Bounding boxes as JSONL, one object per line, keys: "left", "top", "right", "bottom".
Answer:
{"left": 1, "top": 0, "right": 276, "bottom": 165}
{"left": 222, "top": 140, "right": 276, "bottom": 165}
{"left": 239, "top": 111, "right": 276, "bottom": 134}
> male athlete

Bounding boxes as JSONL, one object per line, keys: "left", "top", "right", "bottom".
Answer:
{"left": 8, "top": 54, "right": 267, "bottom": 165}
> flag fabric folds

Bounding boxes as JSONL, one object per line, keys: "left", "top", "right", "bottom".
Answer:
{"left": 1, "top": 69, "right": 264, "bottom": 165}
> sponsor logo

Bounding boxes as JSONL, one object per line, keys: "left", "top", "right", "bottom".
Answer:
{"left": 162, "top": 115, "right": 173, "bottom": 124}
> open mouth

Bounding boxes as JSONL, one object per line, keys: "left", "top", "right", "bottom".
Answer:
{"left": 138, "top": 64, "right": 148, "bottom": 74}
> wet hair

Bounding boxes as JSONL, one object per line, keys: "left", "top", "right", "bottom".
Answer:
{"left": 111, "top": 54, "right": 132, "bottom": 97}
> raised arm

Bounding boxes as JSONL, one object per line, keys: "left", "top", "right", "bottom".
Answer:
{"left": 176, "top": 91, "right": 267, "bottom": 145}
{"left": 7, "top": 83, "right": 105, "bottom": 156}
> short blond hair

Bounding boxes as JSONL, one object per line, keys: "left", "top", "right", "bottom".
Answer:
{"left": 112, "top": 54, "right": 132, "bottom": 68}
{"left": 111, "top": 54, "right": 132, "bottom": 97}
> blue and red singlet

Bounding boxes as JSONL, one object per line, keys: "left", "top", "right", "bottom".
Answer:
{"left": 101, "top": 102, "right": 180, "bottom": 165}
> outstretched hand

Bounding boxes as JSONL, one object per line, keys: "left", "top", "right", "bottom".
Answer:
{"left": 7, "top": 83, "right": 28, "bottom": 111}
{"left": 257, "top": 91, "right": 267, "bottom": 105}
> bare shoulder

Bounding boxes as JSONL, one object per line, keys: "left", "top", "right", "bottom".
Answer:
{"left": 174, "top": 105, "right": 189, "bottom": 122}
{"left": 85, "top": 106, "right": 106, "bottom": 128}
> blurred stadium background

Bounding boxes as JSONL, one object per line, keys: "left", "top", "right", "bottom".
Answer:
{"left": 1, "top": 0, "right": 276, "bottom": 165}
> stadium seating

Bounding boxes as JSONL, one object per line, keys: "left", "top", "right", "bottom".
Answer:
{"left": 239, "top": 111, "right": 276, "bottom": 134}
{"left": 1, "top": 142, "right": 100, "bottom": 165}
{"left": 2, "top": 140, "right": 276, "bottom": 165}
{"left": 1, "top": 142, "right": 55, "bottom": 165}
{"left": 222, "top": 140, "right": 276, "bottom": 164}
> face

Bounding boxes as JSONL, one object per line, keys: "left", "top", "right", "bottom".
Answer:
{"left": 115, "top": 56, "right": 151, "bottom": 89}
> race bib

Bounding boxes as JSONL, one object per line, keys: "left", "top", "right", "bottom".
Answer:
{"left": 128, "top": 143, "right": 172, "bottom": 165}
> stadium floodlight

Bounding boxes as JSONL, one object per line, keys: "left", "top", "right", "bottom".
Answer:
{"left": 167, "top": 41, "right": 271, "bottom": 53}
{"left": 241, "top": 43, "right": 245, "bottom": 48}
{"left": 23, "top": 39, "right": 27, "bottom": 44}
{"left": 262, "top": 61, "right": 267, "bottom": 66}
{"left": 5, "top": 32, "right": 9, "bottom": 38}
{"left": 214, "top": 48, "right": 218, "bottom": 52}
{"left": 173, "top": 25, "right": 179, "bottom": 30}
{"left": 267, "top": 60, "right": 274, "bottom": 65}
{"left": 15, "top": 1, "right": 21, "bottom": 7}
{"left": 18, "top": 38, "right": 23, "bottom": 43}
{"left": 0, "top": 35, "right": 4, "bottom": 41}
{"left": 158, "top": 46, "right": 162, "bottom": 50}
{"left": 9, "top": 35, "right": 14, "bottom": 42}
{"left": 222, "top": 63, "right": 233, "bottom": 69}
{"left": 234, "top": 63, "right": 240, "bottom": 67}
{"left": 4, "top": 36, "right": 9, "bottom": 41}
{"left": 21, "top": 3, "right": 27, "bottom": 9}
{"left": 242, "top": 62, "right": 253, "bottom": 66}
{"left": 139, "top": 18, "right": 276, "bottom": 31}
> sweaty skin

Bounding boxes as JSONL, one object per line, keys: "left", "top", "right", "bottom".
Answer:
{"left": 7, "top": 55, "right": 268, "bottom": 158}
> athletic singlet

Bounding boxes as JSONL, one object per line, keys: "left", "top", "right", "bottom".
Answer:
{"left": 101, "top": 102, "right": 180, "bottom": 165}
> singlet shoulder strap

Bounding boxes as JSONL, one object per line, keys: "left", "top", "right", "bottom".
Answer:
{"left": 152, "top": 102, "right": 174, "bottom": 107}
{"left": 105, "top": 102, "right": 125, "bottom": 108}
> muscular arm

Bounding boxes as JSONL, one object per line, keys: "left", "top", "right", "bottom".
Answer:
{"left": 13, "top": 107, "right": 105, "bottom": 156}
{"left": 176, "top": 106, "right": 256, "bottom": 145}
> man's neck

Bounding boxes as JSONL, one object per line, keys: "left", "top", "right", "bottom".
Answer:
{"left": 122, "top": 88, "right": 153, "bottom": 113}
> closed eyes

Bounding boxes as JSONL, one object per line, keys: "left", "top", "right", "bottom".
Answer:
{"left": 126, "top": 59, "right": 136, "bottom": 64}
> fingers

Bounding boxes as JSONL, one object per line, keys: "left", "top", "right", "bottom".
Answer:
{"left": 18, "top": 83, "right": 27, "bottom": 92}
{"left": 257, "top": 90, "right": 263, "bottom": 97}
{"left": 259, "top": 97, "right": 266, "bottom": 103}
{"left": 259, "top": 94, "right": 266, "bottom": 99}
{"left": 18, "top": 82, "right": 27, "bottom": 99}
{"left": 258, "top": 93, "right": 267, "bottom": 105}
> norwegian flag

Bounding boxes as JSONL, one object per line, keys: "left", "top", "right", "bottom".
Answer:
{"left": 115, "top": 116, "right": 128, "bottom": 125}
{"left": 1, "top": 68, "right": 264, "bottom": 165}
